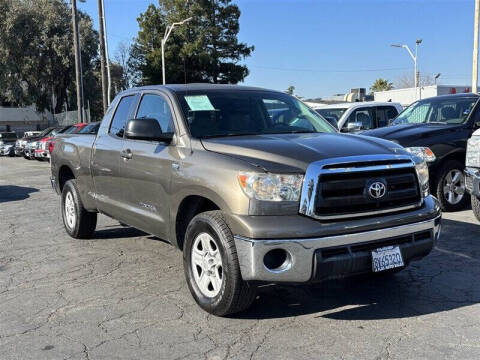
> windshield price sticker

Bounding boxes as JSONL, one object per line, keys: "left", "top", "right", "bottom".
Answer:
{"left": 185, "top": 95, "right": 215, "bottom": 111}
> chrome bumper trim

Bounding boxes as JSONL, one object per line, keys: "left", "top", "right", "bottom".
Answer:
{"left": 465, "top": 167, "right": 480, "bottom": 197}
{"left": 234, "top": 216, "right": 441, "bottom": 283}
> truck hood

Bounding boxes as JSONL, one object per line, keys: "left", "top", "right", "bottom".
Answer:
{"left": 362, "top": 123, "right": 463, "bottom": 146}
{"left": 201, "top": 133, "right": 405, "bottom": 172}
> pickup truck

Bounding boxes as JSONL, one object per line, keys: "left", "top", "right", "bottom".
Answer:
{"left": 465, "top": 128, "right": 480, "bottom": 220}
{"left": 50, "top": 84, "right": 441, "bottom": 316}
{"left": 363, "top": 93, "right": 480, "bottom": 212}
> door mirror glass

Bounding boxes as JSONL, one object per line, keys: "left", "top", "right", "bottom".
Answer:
{"left": 346, "top": 121, "right": 363, "bottom": 132}
{"left": 125, "top": 118, "right": 173, "bottom": 143}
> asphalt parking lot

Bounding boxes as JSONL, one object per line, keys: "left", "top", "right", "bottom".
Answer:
{"left": 1, "top": 157, "right": 480, "bottom": 360}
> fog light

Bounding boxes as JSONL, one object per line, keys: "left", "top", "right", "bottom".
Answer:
{"left": 263, "top": 249, "right": 292, "bottom": 273}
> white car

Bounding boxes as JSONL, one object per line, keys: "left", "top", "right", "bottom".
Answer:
{"left": 314, "top": 102, "right": 403, "bottom": 132}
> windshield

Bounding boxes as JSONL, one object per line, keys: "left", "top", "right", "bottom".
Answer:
{"left": 37, "top": 128, "right": 53, "bottom": 137}
{"left": 315, "top": 108, "right": 347, "bottom": 123}
{"left": 393, "top": 96, "right": 478, "bottom": 125}
{"left": 176, "top": 90, "right": 335, "bottom": 138}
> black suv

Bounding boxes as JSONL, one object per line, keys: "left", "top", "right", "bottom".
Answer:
{"left": 363, "top": 93, "right": 480, "bottom": 211}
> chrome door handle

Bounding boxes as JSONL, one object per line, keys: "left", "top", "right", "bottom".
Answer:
{"left": 121, "top": 149, "right": 133, "bottom": 160}
{"left": 172, "top": 162, "right": 180, "bottom": 171}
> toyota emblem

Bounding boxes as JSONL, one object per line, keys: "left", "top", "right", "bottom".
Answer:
{"left": 368, "top": 181, "right": 387, "bottom": 199}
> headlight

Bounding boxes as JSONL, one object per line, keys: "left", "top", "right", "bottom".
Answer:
{"left": 405, "top": 147, "right": 436, "bottom": 163}
{"left": 414, "top": 159, "right": 430, "bottom": 197}
{"left": 238, "top": 172, "right": 304, "bottom": 201}
{"left": 467, "top": 136, "right": 480, "bottom": 168}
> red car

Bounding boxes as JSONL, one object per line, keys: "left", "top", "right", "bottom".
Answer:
{"left": 35, "top": 123, "right": 88, "bottom": 161}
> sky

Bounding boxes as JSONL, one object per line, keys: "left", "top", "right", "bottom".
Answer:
{"left": 78, "top": 0, "right": 476, "bottom": 99}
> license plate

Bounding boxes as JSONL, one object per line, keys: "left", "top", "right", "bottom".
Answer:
{"left": 371, "top": 246, "right": 404, "bottom": 272}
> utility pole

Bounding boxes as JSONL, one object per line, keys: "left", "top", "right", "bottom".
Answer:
{"left": 71, "top": 0, "right": 85, "bottom": 123}
{"left": 97, "top": 0, "right": 108, "bottom": 113}
{"left": 101, "top": 0, "right": 112, "bottom": 105}
{"left": 473, "top": 0, "right": 480, "bottom": 93}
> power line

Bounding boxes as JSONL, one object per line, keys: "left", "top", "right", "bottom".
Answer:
{"left": 250, "top": 65, "right": 411, "bottom": 73}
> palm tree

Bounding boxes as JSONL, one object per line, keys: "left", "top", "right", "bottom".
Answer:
{"left": 370, "top": 78, "right": 394, "bottom": 93}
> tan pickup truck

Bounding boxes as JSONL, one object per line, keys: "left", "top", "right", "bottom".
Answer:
{"left": 50, "top": 84, "right": 441, "bottom": 316}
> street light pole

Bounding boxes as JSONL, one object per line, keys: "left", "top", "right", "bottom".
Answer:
{"left": 391, "top": 39, "right": 422, "bottom": 96}
{"left": 473, "top": 0, "right": 480, "bottom": 93}
{"left": 71, "top": 0, "right": 85, "bottom": 123}
{"left": 161, "top": 17, "right": 193, "bottom": 85}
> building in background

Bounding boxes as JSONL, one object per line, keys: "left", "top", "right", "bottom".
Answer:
{"left": 0, "top": 106, "right": 89, "bottom": 136}
{"left": 374, "top": 85, "right": 471, "bottom": 107}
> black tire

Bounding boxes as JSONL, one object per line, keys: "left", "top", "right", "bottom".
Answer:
{"left": 61, "top": 179, "right": 97, "bottom": 239}
{"left": 472, "top": 195, "right": 480, "bottom": 222}
{"left": 435, "top": 160, "right": 467, "bottom": 212}
{"left": 183, "top": 211, "right": 256, "bottom": 316}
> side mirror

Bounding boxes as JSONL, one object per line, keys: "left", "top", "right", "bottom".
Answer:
{"left": 125, "top": 118, "right": 173, "bottom": 143}
{"left": 346, "top": 121, "right": 363, "bottom": 132}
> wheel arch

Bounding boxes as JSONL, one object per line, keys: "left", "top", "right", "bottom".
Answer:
{"left": 173, "top": 194, "right": 222, "bottom": 250}
{"left": 58, "top": 165, "right": 76, "bottom": 192}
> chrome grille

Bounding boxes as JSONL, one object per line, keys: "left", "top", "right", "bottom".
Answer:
{"left": 299, "top": 155, "right": 423, "bottom": 220}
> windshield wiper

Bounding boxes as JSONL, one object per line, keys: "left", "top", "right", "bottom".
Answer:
{"left": 263, "top": 130, "right": 317, "bottom": 135}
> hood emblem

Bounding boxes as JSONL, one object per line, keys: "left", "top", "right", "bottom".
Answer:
{"left": 368, "top": 181, "right": 387, "bottom": 199}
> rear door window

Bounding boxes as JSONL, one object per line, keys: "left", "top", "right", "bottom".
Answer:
{"left": 376, "top": 106, "right": 399, "bottom": 127}
{"left": 109, "top": 95, "right": 135, "bottom": 138}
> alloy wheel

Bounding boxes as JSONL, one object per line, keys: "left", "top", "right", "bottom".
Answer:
{"left": 191, "top": 232, "right": 223, "bottom": 298}
{"left": 64, "top": 191, "right": 76, "bottom": 229}
{"left": 442, "top": 169, "right": 465, "bottom": 205}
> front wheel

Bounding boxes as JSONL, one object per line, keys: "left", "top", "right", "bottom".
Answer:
{"left": 435, "top": 160, "right": 467, "bottom": 212}
{"left": 183, "top": 211, "right": 256, "bottom": 316}
{"left": 61, "top": 180, "right": 97, "bottom": 239}
{"left": 472, "top": 195, "right": 480, "bottom": 222}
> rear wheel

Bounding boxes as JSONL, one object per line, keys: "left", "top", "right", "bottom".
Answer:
{"left": 435, "top": 160, "right": 467, "bottom": 212}
{"left": 183, "top": 211, "right": 256, "bottom": 316}
{"left": 61, "top": 180, "right": 97, "bottom": 239}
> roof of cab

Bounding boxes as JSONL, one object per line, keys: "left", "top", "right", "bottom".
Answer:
{"left": 120, "top": 83, "right": 279, "bottom": 96}
{"left": 313, "top": 101, "right": 402, "bottom": 110}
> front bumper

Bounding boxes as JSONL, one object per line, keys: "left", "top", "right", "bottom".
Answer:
{"left": 234, "top": 216, "right": 441, "bottom": 283}
{"left": 465, "top": 167, "right": 480, "bottom": 197}
{"left": 34, "top": 150, "right": 50, "bottom": 159}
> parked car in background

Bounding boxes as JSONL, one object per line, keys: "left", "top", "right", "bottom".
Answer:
{"left": 34, "top": 125, "right": 76, "bottom": 161}
{"left": 0, "top": 143, "right": 16, "bottom": 157}
{"left": 24, "top": 131, "right": 42, "bottom": 138}
{"left": 0, "top": 131, "right": 18, "bottom": 146}
{"left": 51, "top": 84, "right": 441, "bottom": 316}
{"left": 17, "top": 128, "right": 55, "bottom": 158}
{"left": 48, "top": 123, "right": 94, "bottom": 155}
{"left": 363, "top": 93, "right": 480, "bottom": 212}
{"left": 77, "top": 121, "right": 101, "bottom": 135}
{"left": 314, "top": 102, "right": 402, "bottom": 132}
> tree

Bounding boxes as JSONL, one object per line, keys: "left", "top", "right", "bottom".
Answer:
{"left": 370, "top": 78, "right": 394, "bottom": 93}
{"left": 0, "top": 0, "right": 100, "bottom": 118}
{"left": 115, "top": 41, "right": 134, "bottom": 89}
{"left": 396, "top": 73, "right": 435, "bottom": 89}
{"left": 128, "top": 0, "right": 254, "bottom": 85}
{"left": 286, "top": 85, "right": 295, "bottom": 95}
